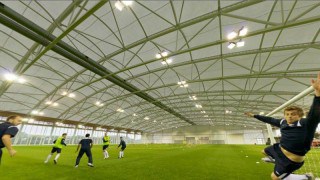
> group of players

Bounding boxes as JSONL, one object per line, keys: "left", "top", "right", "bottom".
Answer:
{"left": 43, "top": 132, "right": 126, "bottom": 167}
{"left": 0, "top": 73, "right": 320, "bottom": 179}
{"left": 0, "top": 121, "right": 127, "bottom": 167}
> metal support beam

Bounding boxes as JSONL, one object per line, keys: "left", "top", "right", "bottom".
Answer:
{"left": 0, "top": 0, "right": 84, "bottom": 96}
{"left": 0, "top": 2, "right": 195, "bottom": 125}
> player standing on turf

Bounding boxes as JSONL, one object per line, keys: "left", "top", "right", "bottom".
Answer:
{"left": 44, "top": 133, "right": 67, "bottom": 164}
{"left": 118, "top": 136, "right": 126, "bottom": 159}
{"left": 102, "top": 132, "right": 110, "bottom": 159}
{"left": 75, "top": 133, "right": 94, "bottom": 167}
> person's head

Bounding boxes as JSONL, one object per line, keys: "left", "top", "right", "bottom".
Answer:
{"left": 85, "top": 133, "right": 90, "bottom": 137}
{"left": 62, "top": 133, "right": 67, "bottom": 138}
{"left": 120, "top": 137, "right": 123, "bottom": 140}
{"left": 105, "top": 132, "right": 108, "bottom": 136}
{"left": 284, "top": 106, "right": 304, "bottom": 124}
{"left": 7, "top": 115, "right": 22, "bottom": 126}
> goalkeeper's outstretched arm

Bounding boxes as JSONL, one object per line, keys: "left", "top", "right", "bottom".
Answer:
{"left": 245, "top": 112, "right": 281, "bottom": 127}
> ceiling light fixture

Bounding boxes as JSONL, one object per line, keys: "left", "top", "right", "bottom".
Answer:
{"left": 17, "top": 78, "right": 26, "bottom": 84}
{"left": 31, "top": 110, "right": 44, "bottom": 116}
{"left": 117, "top": 108, "right": 124, "bottom": 112}
{"left": 177, "top": 80, "right": 188, "bottom": 88}
{"left": 115, "top": 1, "right": 124, "bottom": 11}
{"left": 227, "top": 42, "right": 236, "bottom": 49}
{"left": 115, "top": 0, "right": 133, "bottom": 11}
{"left": 189, "top": 95, "right": 197, "bottom": 100}
{"left": 239, "top": 27, "right": 248, "bottom": 36}
{"left": 4, "top": 73, "right": 17, "bottom": 81}
{"left": 68, "top": 93, "right": 75, "bottom": 98}
{"left": 236, "top": 40, "right": 245, "bottom": 47}
{"left": 195, "top": 104, "right": 202, "bottom": 108}
{"left": 4, "top": 73, "right": 27, "bottom": 83}
{"left": 227, "top": 31, "right": 237, "bottom": 40}
{"left": 227, "top": 26, "right": 248, "bottom": 49}
{"left": 31, "top": 110, "right": 39, "bottom": 115}
{"left": 45, "top": 101, "right": 52, "bottom": 105}
{"left": 225, "top": 110, "right": 232, "bottom": 114}
{"left": 157, "top": 50, "right": 172, "bottom": 65}
{"left": 161, "top": 58, "right": 172, "bottom": 65}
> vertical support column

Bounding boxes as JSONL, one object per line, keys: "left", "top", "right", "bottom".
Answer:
{"left": 133, "top": 132, "right": 136, "bottom": 144}
{"left": 225, "top": 130, "right": 228, "bottom": 145}
{"left": 40, "top": 126, "right": 46, "bottom": 145}
{"left": 117, "top": 130, "right": 120, "bottom": 144}
{"left": 27, "top": 136, "right": 32, "bottom": 146}
{"left": 91, "top": 128, "right": 94, "bottom": 143}
{"left": 34, "top": 136, "right": 39, "bottom": 145}
{"left": 72, "top": 128, "right": 78, "bottom": 145}
{"left": 266, "top": 124, "right": 276, "bottom": 145}
{"left": 48, "top": 124, "right": 55, "bottom": 144}
{"left": 125, "top": 131, "right": 128, "bottom": 143}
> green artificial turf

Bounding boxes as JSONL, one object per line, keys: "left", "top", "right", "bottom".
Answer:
{"left": 0, "top": 144, "right": 319, "bottom": 180}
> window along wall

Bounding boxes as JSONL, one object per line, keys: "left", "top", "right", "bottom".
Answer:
{"left": 8, "top": 121, "right": 142, "bottom": 146}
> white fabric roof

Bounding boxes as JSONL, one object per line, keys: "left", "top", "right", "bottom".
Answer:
{"left": 0, "top": 0, "right": 319, "bottom": 132}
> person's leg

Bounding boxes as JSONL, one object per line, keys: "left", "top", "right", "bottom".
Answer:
{"left": 54, "top": 149, "right": 62, "bottom": 164}
{"left": 85, "top": 149, "right": 93, "bottom": 167}
{"left": 44, "top": 153, "right": 53, "bottom": 163}
{"left": 283, "top": 173, "right": 313, "bottom": 180}
{"left": 281, "top": 161, "right": 311, "bottom": 180}
{"left": 121, "top": 147, "right": 126, "bottom": 158}
{"left": 272, "top": 145, "right": 305, "bottom": 180}
{"left": 262, "top": 144, "right": 277, "bottom": 163}
{"left": 105, "top": 145, "right": 109, "bottom": 158}
{"left": 75, "top": 149, "right": 85, "bottom": 166}
{"left": 271, "top": 172, "right": 281, "bottom": 180}
{"left": 103, "top": 145, "right": 108, "bottom": 159}
{"left": 45, "top": 148, "right": 56, "bottom": 163}
{"left": 102, "top": 146, "right": 106, "bottom": 158}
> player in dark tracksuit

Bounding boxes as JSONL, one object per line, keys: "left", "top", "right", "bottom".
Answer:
{"left": 118, "top": 137, "right": 126, "bottom": 159}
{"left": 0, "top": 115, "right": 22, "bottom": 165}
{"left": 75, "top": 133, "right": 93, "bottom": 167}
{"left": 245, "top": 72, "right": 320, "bottom": 180}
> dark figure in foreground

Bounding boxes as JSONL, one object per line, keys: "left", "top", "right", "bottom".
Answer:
{"left": 75, "top": 133, "right": 93, "bottom": 167}
{"left": 245, "top": 72, "right": 320, "bottom": 180}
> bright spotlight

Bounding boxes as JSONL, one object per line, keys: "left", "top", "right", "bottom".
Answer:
{"left": 239, "top": 27, "right": 248, "bottom": 36}
{"left": 4, "top": 73, "right": 17, "bottom": 81}
{"left": 236, "top": 40, "right": 245, "bottom": 47}
{"left": 115, "top": 1, "right": 124, "bottom": 11}
{"left": 227, "top": 31, "right": 237, "bottom": 40}
{"left": 122, "top": 1, "right": 133, "bottom": 6}
{"left": 227, "top": 42, "right": 236, "bottom": 49}
{"left": 17, "top": 78, "right": 26, "bottom": 83}
{"left": 161, "top": 51, "right": 168, "bottom": 57}
{"left": 45, "top": 101, "right": 52, "bottom": 105}
{"left": 68, "top": 93, "right": 75, "bottom": 98}
{"left": 156, "top": 53, "right": 162, "bottom": 59}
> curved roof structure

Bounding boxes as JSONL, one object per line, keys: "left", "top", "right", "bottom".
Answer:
{"left": 0, "top": 0, "right": 319, "bottom": 133}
